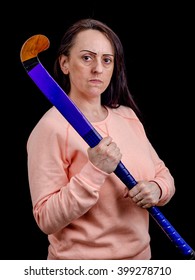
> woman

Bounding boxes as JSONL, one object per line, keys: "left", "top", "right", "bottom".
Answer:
{"left": 27, "top": 18, "right": 175, "bottom": 260}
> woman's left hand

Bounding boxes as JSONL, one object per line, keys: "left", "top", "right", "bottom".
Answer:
{"left": 127, "top": 180, "right": 162, "bottom": 208}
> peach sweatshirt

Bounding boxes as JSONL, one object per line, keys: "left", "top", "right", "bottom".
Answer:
{"left": 27, "top": 105, "right": 175, "bottom": 260}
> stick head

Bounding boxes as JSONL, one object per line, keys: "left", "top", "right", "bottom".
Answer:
{"left": 20, "top": 34, "right": 50, "bottom": 62}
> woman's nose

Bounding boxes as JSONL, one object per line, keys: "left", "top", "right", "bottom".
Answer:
{"left": 92, "top": 59, "right": 103, "bottom": 73}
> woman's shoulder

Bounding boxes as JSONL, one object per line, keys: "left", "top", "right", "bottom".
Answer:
{"left": 31, "top": 106, "right": 70, "bottom": 134}
{"left": 40, "top": 106, "right": 69, "bottom": 124}
{"left": 110, "top": 105, "right": 139, "bottom": 120}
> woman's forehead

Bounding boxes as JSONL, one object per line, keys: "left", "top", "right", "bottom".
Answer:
{"left": 72, "top": 29, "right": 114, "bottom": 55}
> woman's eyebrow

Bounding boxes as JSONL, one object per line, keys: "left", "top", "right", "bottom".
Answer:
{"left": 80, "top": 49, "right": 114, "bottom": 56}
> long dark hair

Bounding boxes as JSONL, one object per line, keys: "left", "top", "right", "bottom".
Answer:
{"left": 53, "top": 18, "right": 140, "bottom": 116}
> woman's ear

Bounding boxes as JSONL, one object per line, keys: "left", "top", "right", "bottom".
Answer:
{"left": 59, "top": 54, "right": 69, "bottom": 75}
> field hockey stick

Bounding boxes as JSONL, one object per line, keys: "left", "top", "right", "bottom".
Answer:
{"left": 20, "top": 34, "right": 195, "bottom": 259}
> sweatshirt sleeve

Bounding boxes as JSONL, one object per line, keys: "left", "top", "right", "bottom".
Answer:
{"left": 33, "top": 161, "right": 108, "bottom": 235}
{"left": 27, "top": 112, "right": 109, "bottom": 235}
{"left": 147, "top": 141, "right": 175, "bottom": 206}
{"left": 125, "top": 107, "right": 175, "bottom": 206}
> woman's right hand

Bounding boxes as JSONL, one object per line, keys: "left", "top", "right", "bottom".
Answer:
{"left": 87, "top": 136, "right": 122, "bottom": 174}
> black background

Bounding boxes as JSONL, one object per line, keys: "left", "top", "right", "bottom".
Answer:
{"left": 3, "top": 2, "right": 194, "bottom": 260}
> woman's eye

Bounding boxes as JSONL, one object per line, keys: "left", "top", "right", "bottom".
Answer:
{"left": 104, "top": 57, "right": 112, "bottom": 64}
{"left": 83, "top": 55, "right": 92, "bottom": 62}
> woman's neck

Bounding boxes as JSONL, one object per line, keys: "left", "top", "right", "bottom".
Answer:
{"left": 84, "top": 106, "right": 108, "bottom": 122}
{"left": 69, "top": 94, "right": 108, "bottom": 122}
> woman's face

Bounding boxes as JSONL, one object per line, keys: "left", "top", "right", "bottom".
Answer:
{"left": 59, "top": 29, "right": 114, "bottom": 102}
